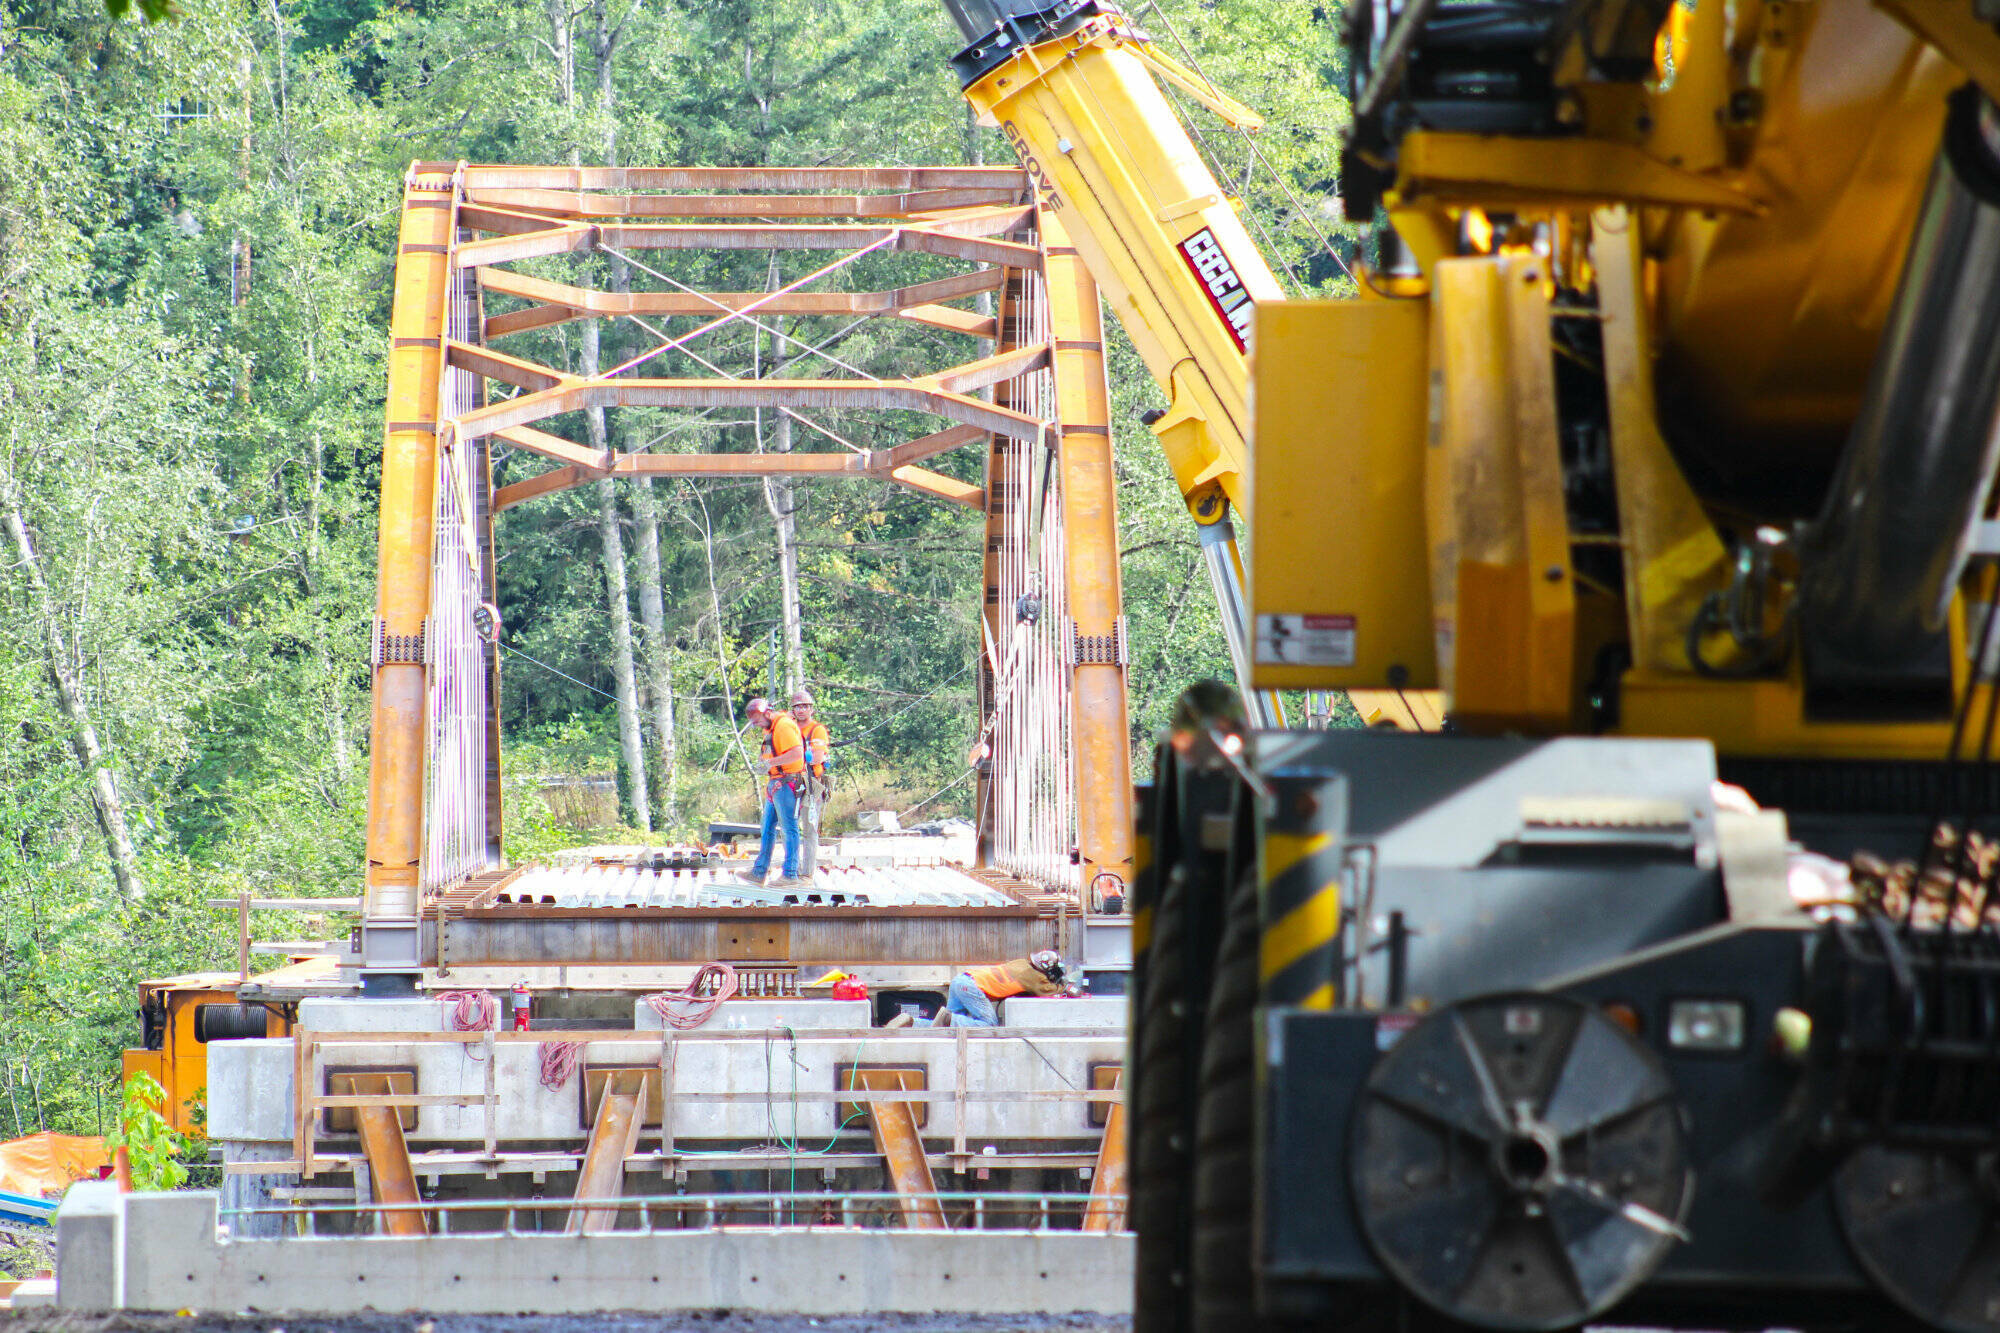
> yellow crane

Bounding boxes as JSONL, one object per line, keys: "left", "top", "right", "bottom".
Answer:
{"left": 945, "top": 0, "right": 1289, "bottom": 724}
{"left": 943, "top": 0, "right": 2000, "bottom": 1330}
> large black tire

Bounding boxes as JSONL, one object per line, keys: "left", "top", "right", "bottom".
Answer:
{"left": 1133, "top": 859, "right": 1194, "bottom": 1333}
{"left": 1133, "top": 726, "right": 1250, "bottom": 1333}
{"left": 1190, "top": 866, "right": 1260, "bottom": 1333}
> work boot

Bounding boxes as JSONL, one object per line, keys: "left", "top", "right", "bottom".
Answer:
{"left": 770, "top": 874, "right": 808, "bottom": 888}
{"left": 737, "top": 870, "right": 769, "bottom": 886}
{"left": 883, "top": 1013, "right": 915, "bottom": 1030}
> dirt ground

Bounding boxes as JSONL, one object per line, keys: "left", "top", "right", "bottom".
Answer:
{"left": 0, "top": 1314, "right": 1128, "bottom": 1333}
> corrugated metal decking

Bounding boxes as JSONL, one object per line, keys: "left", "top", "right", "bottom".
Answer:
{"left": 492, "top": 863, "right": 1020, "bottom": 910}
{"left": 430, "top": 860, "right": 1069, "bottom": 967}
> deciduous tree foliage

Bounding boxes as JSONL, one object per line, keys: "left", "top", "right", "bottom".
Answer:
{"left": 0, "top": 0, "right": 1356, "bottom": 1131}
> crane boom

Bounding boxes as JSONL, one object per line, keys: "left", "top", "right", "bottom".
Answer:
{"left": 943, "top": 0, "right": 1285, "bottom": 723}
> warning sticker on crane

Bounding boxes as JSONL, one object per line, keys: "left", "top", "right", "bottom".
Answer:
{"left": 1254, "top": 614, "right": 1357, "bottom": 666}
{"left": 1178, "top": 227, "right": 1255, "bottom": 353}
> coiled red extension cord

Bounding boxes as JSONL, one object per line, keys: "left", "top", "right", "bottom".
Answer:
{"left": 438, "top": 989, "right": 497, "bottom": 1031}
{"left": 644, "top": 962, "right": 740, "bottom": 1030}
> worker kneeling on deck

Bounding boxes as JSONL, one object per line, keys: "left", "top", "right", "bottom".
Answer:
{"left": 933, "top": 950, "right": 1073, "bottom": 1027}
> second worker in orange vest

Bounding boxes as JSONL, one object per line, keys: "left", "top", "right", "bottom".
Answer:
{"left": 744, "top": 697, "right": 807, "bottom": 886}
{"left": 792, "top": 689, "right": 831, "bottom": 878}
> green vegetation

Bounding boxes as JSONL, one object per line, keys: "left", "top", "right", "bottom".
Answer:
{"left": 104, "top": 1071, "right": 189, "bottom": 1191}
{"left": 0, "top": 0, "right": 1357, "bottom": 1138}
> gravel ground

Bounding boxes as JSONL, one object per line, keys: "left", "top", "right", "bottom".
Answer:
{"left": 1, "top": 1315, "right": 1128, "bottom": 1333}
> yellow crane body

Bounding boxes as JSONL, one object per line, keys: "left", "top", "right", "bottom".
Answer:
{"left": 951, "top": 0, "right": 2000, "bottom": 1327}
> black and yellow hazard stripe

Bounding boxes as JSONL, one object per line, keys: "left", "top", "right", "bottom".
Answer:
{"left": 1258, "top": 774, "right": 1345, "bottom": 1010}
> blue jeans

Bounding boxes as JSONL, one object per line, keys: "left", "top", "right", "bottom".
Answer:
{"left": 935, "top": 972, "right": 998, "bottom": 1027}
{"left": 751, "top": 779, "right": 801, "bottom": 879}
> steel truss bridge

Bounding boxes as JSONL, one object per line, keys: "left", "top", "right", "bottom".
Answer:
{"left": 358, "top": 162, "right": 1136, "bottom": 977}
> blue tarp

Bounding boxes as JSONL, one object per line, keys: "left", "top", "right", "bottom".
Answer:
{"left": 0, "top": 1190, "right": 55, "bottom": 1227}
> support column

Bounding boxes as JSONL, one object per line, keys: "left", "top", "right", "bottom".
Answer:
{"left": 1082, "top": 1068, "right": 1127, "bottom": 1232}
{"left": 354, "top": 1073, "right": 428, "bottom": 1238}
{"left": 853, "top": 1068, "right": 949, "bottom": 1230}
{"left": 570, "top": 1070, "right": 648, "bottom": 1234}
{"left": 1042, "top": 210, "right": 1135, "bottom": 902}
{"left": 363, "top": 163, "right": 456, "bottom": 970}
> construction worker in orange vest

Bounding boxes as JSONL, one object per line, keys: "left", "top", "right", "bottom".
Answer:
{"left": 743, "top": 697, "right": 807, "bottom": 886}
{"left": 792, "top": 689, "right": 831, "bottom": 877}
{"left": 931, "top": 950, "right": 1075, "bottom": 1027}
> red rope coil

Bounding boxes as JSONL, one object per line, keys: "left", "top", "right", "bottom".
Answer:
{"left": 644, "top": 962, "right": 740, "bottom": 1030}
{"left": 438, "top": 989, "right": 497, "bottom": 1032}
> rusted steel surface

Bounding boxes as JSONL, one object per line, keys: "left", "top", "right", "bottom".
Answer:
{"left": 1043, "top": 211, "right": 1136, "bottom": 899}
{"left": 444, "top": 371, "right": 1046, "bottom": 445}
{"left": 355, "top": 1073, "right": 429, "bottom": 1237}
{"left": 456, "top": 165, "right": 1028, "bottom": 191}
{"left": 434, "top": 912, "right": 1056, "bottom": 967}
{"left": 366, "top": 163, "right": 1112, "bottom": 925}
{"left": 452, "top": 224, "right": 1042, "bottom": 272}
{"left": 477, "top": 268, "right": 1006, "bottom": 337}
{"left": 569, "top": 1069, "right": 648, "bottom": 1235}
{"left": 366, "top": 166, "right": 457, "bottom": 925}
{"left": 1081, "top": 1071, "right": 1127, "bottom": 1233}
{"left": 494, "top": 423, "right": 984, "bottom": 479}
{"left": 852, "top": 1069, "right": 949, "bottom": 1230}
{"left": 463, "top": 187, "right": 1026, "bottom": 217}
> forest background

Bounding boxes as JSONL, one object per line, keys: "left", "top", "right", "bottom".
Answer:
{"left": 0, "top": 0, "right": 1356, "bottom": 1140}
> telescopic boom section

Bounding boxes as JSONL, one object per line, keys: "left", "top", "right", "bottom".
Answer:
{"left": 945, "top": 0, "right": 1286, "bottom": 722}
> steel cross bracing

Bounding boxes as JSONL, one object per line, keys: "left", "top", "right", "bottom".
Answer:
{"left": 363, "top": 163, "right": 1136, "bottom": 965}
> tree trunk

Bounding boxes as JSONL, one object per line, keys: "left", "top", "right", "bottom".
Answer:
{"left": 1, "top": 499, "right": 142, "bottom": 900}
{"left": 629, "top": 477, "right": 679, "bottom": 826}
{"left": 756, "top": 260, "right": 806, "bottom": 695}
{"left": 760, "top": 407, "right": 806, "bottom": 696}
{"left": 582, "top": 0, "right": 677, "bottom": 826}
{"left": 594, "top": 468, "right": 651, "bottom": 831}
{"left": 560, "top": 0, "right": 651, "bottom": 830}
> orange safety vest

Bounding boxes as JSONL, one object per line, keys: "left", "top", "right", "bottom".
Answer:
{"left": 968, "top": 962, "right": 1028, "bottom": 1000}
{"left": 764, "top": 713, "right": 807, "bottom": 775}
{"left": 801, "top": 718, "right": 831, "bottom": 776}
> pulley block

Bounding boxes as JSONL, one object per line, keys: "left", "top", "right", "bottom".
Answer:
{"left": 1836, "top": 1144, "right": 2000, "bottom": 1332}
{"left": 1351, "top": 992, "right": 1693, "bottom": 1331}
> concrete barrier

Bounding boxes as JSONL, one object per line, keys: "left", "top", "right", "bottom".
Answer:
{"left": 54, "top": 1184, "right": 1134, "bottom": 1315}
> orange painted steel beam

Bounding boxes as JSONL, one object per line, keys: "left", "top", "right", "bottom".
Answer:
{"left": 479, "top": 268, "right": 1005, "bottom": 338}
{"left": 929, "top": 342, "right": 1052, "bottom": 396}
{"left": 491, "top": 425, "right": 989, "bottom": 512}
{"left": 1042, "top": 209, "right": 1135, "bottom": 897}
{"left": 852, "top": 1069, "right": 949, "bottom": 1230}
{"left": 900, "top": 304, "right": 999, "bottom": 338}
{"left": 442, "top": 369, "right": 1048, "bottom": 448}
{"left": 1082, "top": 1071, "right": 1127, "bottom": 1233}
{"left": 364, "top": 164, "right": 455, "bottom": 923}
{"left": 456, "top": 165, "right": 1028, "bottom": 192}
{"left": 886, "top": 466, "right": 985, "bottom": 510}
{"left": 569, "top": 1069, "right": 647, "bottom": 1235}
{"left": 355, "top": 1074, "right": 429, "bottom": 1237}
{"left": 462, "top": 186, "right": 1024, "bottom": 218}
{"left": 452, "top": 222, "right": 1042, "bottom": 273}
